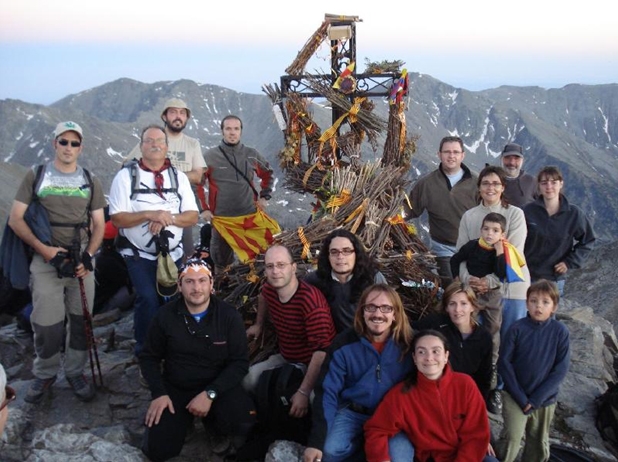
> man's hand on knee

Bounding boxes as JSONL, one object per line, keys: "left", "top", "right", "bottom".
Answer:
{"left": 145, "top": 395, "right": 175, "bottom": 427}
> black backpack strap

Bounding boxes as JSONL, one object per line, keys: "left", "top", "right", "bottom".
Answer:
{"left": 32, "top": 164, "right": 45, "bottom": 200}
{"left": 128, "top": 160, "right": 181, "bottom": 202}
{"left": 32, "top": 164, "right": 93, "bottom": 241}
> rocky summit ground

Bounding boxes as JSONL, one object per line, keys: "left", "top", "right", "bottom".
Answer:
{"left": 2, "top": 244, "right": 618, "bottom": 461}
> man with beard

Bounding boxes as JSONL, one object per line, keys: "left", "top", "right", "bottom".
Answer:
{"left": 140, "top": 258, "right": 256, "bottom": 462}
{"left": 303, "top": 284, "right": 415, "bottom": 462}
{"left": 127, "top": 98, "right": 205, "bottom": 257}
{"left": 109, "top": 125, "right": 199, "bottom": 355}
{"left": 202, "top": 115, "right": 274, "bottom": 270}
{"left": 500, "top": 143, "right": 537, "bottom": 208}
{"left": 244, "top": 245, "right": 336, "bottom": 417}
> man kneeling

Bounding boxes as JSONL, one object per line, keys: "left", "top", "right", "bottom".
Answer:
{"left": 140, "top": 258, "right": 256, "bottom": 461}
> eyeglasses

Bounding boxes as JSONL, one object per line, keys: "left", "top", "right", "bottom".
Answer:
{"left": 362, "top": 304, "right": 394, "bottom": 314}
{"left": 539, "top": 180, "right": 561, "bottom": 187}
{"left": 183, "top": 315, "right": 212, "bottom": 341}
{"left": 264, "top": 262, "right": 293, "bottom": 271}
{"left": 440, "top": 150, "right": 463, "bottom": 155}
{"left": 0, "top": 386, "right": 16, "bottom": 412}
{"left": 57, "top": 139, "right": 81, "bottom": 148}
{"left": 329, "top": 248, "right": 355, "bottom": 256}
{"left": 480, "top": 181, "right": 503, "bottom": 188}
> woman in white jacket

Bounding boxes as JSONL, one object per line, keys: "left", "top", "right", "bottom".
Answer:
{"left": 456, "top": 165, "right": 531, "bottom": 413}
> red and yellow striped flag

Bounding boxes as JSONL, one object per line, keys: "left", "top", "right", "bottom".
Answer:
{"left": 212, "top": 210, "right": 281, "bottom": 263}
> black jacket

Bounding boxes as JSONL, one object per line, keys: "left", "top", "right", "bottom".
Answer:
{"left": 523, "top": 195, "right": 595, "bottom": 281}
{"left": 139, "top": 295, "right": 249, "bottom": 399}
{"left": 450, "top": 239, "right": 506, "bottom": 280}
{"left": 414, "top": 313, "right": 493, "bottom": 399}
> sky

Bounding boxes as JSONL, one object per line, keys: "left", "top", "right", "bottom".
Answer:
{"left": 1, "top": 0, "right": 617, "bottom": 105}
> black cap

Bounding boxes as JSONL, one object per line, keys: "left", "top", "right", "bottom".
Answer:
{"left": 501, "top": 143, "right": 524, "bottom": 157}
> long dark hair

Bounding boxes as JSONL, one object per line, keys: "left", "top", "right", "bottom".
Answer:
{"left": 314, "top": 229, "right": 378, "bottom": 303}
{"left": 402, "top": 330, "right": 450, "bottom": 392}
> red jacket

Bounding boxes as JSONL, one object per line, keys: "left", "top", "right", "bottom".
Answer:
{"left": 364, "top": 365, "right": 490, "bottom": 462}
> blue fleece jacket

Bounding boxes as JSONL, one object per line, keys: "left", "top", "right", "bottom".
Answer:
{"left": 498, "top": 315, "right": 570, "bottom": 411}
{"left": 307, "top": 328, "right": 412, "bottom": 450}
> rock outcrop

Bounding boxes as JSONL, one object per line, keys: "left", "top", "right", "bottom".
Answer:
{"left": 1, "top": 284, "right": 618, "bottom": 461}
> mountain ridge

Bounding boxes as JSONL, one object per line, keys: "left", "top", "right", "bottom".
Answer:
{"left": 1, "top": 74, "right": 616, "bottom": 239}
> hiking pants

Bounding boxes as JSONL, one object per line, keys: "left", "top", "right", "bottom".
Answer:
{"left": 210, "top": 227, "right": 235, "bottom": 269}
{"left": 30, "top": 253, "right": 94, "bottom": 379}
{"left": 499, "top": 391, "right": 555, "bottom": 462}
{"left": 477, "top": 288, "right": 503, "bottom": 365}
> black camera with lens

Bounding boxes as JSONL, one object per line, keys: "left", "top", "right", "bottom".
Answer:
{"left": 49, "top": 241, "right": 82, "bottom": 278}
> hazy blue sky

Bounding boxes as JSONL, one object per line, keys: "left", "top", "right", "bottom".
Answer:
{"left": 2, "top": 1, "right": 617, "bottom": 105}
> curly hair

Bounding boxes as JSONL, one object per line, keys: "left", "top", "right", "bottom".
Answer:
{"left": 314, "top": 229, "right": 379, "bottom": 304}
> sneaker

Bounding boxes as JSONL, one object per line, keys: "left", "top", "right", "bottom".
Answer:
{"left": 66, "top": 374, "right": 96, "bottom": 402}
{"left": 24, "top": 376, "right": 56, "bottom": 403}
{"left": 487, "top": 389, "right": 502, "bottom": 415}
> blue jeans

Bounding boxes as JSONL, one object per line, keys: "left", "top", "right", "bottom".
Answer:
{"left": 501, "top": 298, "right": 527, "bottom": 339}
{"left": 323, "top": 407, "right": 414, "bottom": 462}
{"left": 556, "top": 279, "right": 565, "bottom": 296}
{"left": 497, "top": 298, "right": 527, "bottom": 390}
{"left": 125, "top": 256, "right": 178, "bottom": 355}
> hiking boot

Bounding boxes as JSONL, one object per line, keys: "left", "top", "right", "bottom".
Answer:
{"left": 24, "top": 376, "right": 56, "bottom": 403}
{"left": 487, "top": 389, "right": 502, "bottom": 415}
{"left": 210, "top": 434, "right": 231, "bottom": 455}
{"left": 66, "top": 374, "right": 96, "bottom": 402}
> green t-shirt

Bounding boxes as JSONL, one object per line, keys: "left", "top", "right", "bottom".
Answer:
{"left": 15, "top": 162, "right": 107, "bottom": 248}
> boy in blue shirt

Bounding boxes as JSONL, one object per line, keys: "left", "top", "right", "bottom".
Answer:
{"left": 497, "top": 280, "right": 570, "bottom": 462}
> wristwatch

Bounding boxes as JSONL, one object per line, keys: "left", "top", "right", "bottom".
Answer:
{"left": 206, "top": 389, "right": 217, "bottom": 400}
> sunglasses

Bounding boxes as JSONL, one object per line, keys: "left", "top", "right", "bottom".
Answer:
{"left": 57, "top": 139, "right": 82, "bottom": 148}
{"left": 0, "top": 386, "right": 16, "bottom": 412}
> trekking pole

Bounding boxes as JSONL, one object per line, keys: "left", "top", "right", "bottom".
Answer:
{"left": 79, "top": 276, "right": 103, "bottom": 387}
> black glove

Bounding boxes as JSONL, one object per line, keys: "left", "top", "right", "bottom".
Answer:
{"left": 49, "top": 251, "right": 76, "bottom": 278}
{"left": 49, "top": 251, "right": 69, "bottom": 269}
{"left": 81, "top": 251, "right": 94, "bottom": 272}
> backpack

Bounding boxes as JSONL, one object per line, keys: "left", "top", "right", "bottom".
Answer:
{"left": 237, "top": 363, "right": 310, "bottom": 461}
{"left": 260, "top": 365, "right": 311, "bottom": 435}
{"left": 124, "top": 159, "right": 181, "bottom": 201}
{"left": 595, "top": 381, "right": 618, "bottom": 450}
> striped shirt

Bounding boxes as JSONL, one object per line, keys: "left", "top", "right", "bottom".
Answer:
{"left": 262, "top": 280, "right": 336, "bottom": 364}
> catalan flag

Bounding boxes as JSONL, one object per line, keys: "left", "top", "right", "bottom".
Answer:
{"left": 503, "top": 240, "right": 526, "bottom": 283}
{"left": 212, "top": 209, "right": 281, "bottom": 264}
